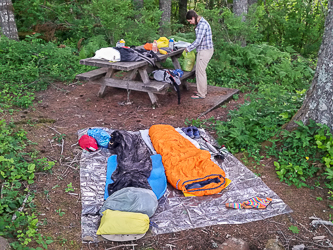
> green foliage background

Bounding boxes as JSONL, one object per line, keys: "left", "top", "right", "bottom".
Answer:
{"left": 0, "top": 0, "right": 332, "bottom": 248}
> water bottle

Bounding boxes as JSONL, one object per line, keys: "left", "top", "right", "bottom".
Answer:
{"left": 169, "top": 38, "right": 174, "bottom": 51}
{"left": 119, "top": 39, "right": 125, "bottom": 47}
{"left": 152, "top": 40, "right": 158, "bottom": 53}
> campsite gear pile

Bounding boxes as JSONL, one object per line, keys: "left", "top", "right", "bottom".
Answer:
{"left": 79, "top": 126, "right": 281, "bottom": 241}
{"left": 92, "top": 36, "right": 194, "bottom": 67}
{"left": 78, "top": 128, "right": 167, "bottom": 239}
{"left": 91, "top": 36, "right": 195, "bottom": 104}
{"left": 78, "top": 125, "right": 230, "bottom": 238}
{"left": 78, "top": 125, "right": 277, "bottom": 241}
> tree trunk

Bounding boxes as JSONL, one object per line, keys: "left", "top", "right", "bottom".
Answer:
{"left": 179, "top": 0, "right": 187, "bottom": 25}
{"left": 0, "top": 0, "right": 19, "bottom": 41}
{"left": 285, "top": 0, "right": 333, "bottom": 132}
{"left": 233, "top": 0, "right": 248, "bottom": 21}
{"left": 159, "top": 0, "right": 171, "bottom": 37}
{"left": 233, "top": 0, "right": 248, "bottom": 46}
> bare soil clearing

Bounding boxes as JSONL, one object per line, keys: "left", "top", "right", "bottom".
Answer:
{"left": 4, "top": 82, "right": 333, "bottom": 250}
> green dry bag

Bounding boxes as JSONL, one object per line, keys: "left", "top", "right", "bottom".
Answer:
{"left": 182, "top": 50, "right": 195, "bottom": 72}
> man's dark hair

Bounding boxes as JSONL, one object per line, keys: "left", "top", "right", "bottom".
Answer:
{"left": 186, "top": 10, "right": 199, "bottom": 25}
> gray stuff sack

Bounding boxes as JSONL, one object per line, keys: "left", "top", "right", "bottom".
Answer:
{"left": 99, "top": 187, "right": 158, "bottom": 218}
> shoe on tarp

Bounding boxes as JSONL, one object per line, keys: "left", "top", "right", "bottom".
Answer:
{"left": 181, "top": 127, "right": 194, "bottom": 138}
{"left": 191, "top": 126, "right": 200, "bottom": 139}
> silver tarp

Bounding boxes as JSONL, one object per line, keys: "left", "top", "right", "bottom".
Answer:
{"left": 79, "top": 127, "right": 292, "bottom": 242}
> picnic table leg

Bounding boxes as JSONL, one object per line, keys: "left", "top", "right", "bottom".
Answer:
{"left": 138, "top": 67, "right": 159, "bottom": 105}
{"left": 98, "top": 68, "right": 115, "bottom": 97}
{"left": 147, "top": 92, "right": 158, "bottom": 105}
{"left": 171, "top": 55, "right": 181, "bottom": 70}
{"left": 124, "top": 69, "right": 138, "bottom": 81}
{"left": 138, "top": 67, "right": 150, "bottom": 84}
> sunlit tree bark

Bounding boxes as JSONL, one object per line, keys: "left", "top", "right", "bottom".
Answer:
{"left": 233, "top": 0, "right": 247, "bottom": 46}
{"left": 233, "top": 0, "right": 248, "bottom": 21}
{"left": 159, "top": 0, "right": 171, "bottom": 36}
{"left": 0, "top": 0, "right": 19, "bottom": 40}
{"left": 285, "top": 0, "right": 333, "bottom": 131}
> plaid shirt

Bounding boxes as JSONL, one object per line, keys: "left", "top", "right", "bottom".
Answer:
{"left": 187, "top": 17, "right": 213, "bottom": 52}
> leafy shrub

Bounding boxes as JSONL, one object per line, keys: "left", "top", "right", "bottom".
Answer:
{"left": 13, "top": 0, "right": 100, "bottom": 43}
{"left": 207, "top": 42, "right": 315, "bottom": 91}
{"left": 214, "top": 86, "right": 306, "bottom": 156}
{"left": 197, "top": 4, "right": 264, "bottom": 47}
{"left": 0, "top": 120, "right": 55, "bottom": 248}
{"left": 272, "top": 120, "right": 325, "bottom": 187}
{"left": 257, "top": 0, "right": 327, "bottom": 56}
{"left": 79, "top": 35, "right": 109, "bottom": 59}
{"left": 91, "top": 0, "right": 162, "bottom": 46}
{"left": 315, "top": 126, "right": 333, "bottom": 190}
{"left": 0, "top": 35, "right": 90, "bottom": 108}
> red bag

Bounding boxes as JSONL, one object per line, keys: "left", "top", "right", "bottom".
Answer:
{"left": 79, "top": 135, "right": 98, "bottom": 152}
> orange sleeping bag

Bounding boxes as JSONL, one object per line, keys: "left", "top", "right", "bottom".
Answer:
{"left": 149, "top": 124, "right": 228, "bottom": 196}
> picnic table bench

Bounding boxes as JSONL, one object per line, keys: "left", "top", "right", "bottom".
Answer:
{"left": 76, "top": 47, "right": 195, "bottom": 105}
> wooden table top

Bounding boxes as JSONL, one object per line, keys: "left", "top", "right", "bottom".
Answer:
{"left": 79, "top": 47, "right": 185, "bottom": 71}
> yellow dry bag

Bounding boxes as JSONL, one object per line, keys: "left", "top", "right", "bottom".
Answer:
{"left": 182, "top": 50, "right": 196, "bottom": 71}
{"left": 96, "top": 210, "right": 150, "bottom": 235}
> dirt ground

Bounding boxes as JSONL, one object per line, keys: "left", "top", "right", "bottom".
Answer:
{"left": 3, "top": 81, "right": 333, "bottom": 250}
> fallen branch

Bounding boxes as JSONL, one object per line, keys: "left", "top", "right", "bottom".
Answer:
{"left": 61, "top": 139, "right": 64, "bottom": 155}
{"left": 51, "top": 83, "right": 70, "bottom": 93}
{"left": 295, "top": 236, "right": 333, "bottom": 248}
{"left": 275, "top": 225, "right": 288, "bottom": 243}
{"left": 297, "top": 222, "right": 314, "bottom": 234}
{"left": 268, "top": 220, "right": 285, "bottom": 226}
{"left": 12, "top": 193, "right": 30, "bottom": 221}
{"left": 105, "top": 244, "right": 138, "bottom": 250}
{"left": 77, "top": 192, "right": 81, "bottom": 203}
{"left": 169, "top": 237, "right": 186, "bottom": 243}
{"left": 45, "top": 125, "right": 61, "bottom": 135}
{"left": 310, "top": 220, "right": 333, "bottom": 227}
{"left": 166, "top": 244, "right": 176, "bottom": 250}
{"left": 321, "top": 223, "right": 333, "bottom": 237}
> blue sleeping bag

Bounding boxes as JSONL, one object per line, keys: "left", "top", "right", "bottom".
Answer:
{"left": 104, "top": 154, "right": 167, "bottom": 200}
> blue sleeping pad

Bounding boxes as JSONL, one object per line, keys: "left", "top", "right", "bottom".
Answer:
{"left": 104, "top": 154, "right": 167, "bottom": 200}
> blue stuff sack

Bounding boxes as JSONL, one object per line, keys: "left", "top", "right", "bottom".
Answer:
{"left": 87, "top": 128, "right": 111, "bottom": 148}
{"left": 172, "top": 69, "right": 184, "bottom": 78}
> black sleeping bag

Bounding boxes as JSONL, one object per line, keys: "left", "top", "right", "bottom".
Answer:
{"left": 107, "top": 130, "right": 152, "bottom": 196}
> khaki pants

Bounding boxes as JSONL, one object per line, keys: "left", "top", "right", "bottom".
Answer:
{"left": 196, "top": 48, "right": 214, "bottom": 98}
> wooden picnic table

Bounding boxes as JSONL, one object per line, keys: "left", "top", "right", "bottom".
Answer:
{"left": 76, "top": 47, "right": 195, "bottom": 105}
